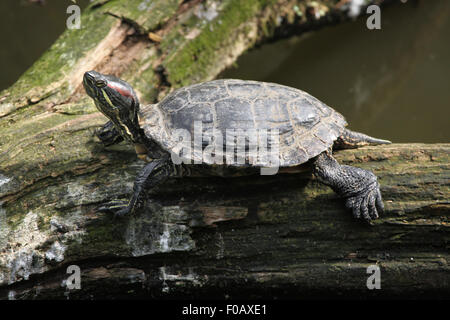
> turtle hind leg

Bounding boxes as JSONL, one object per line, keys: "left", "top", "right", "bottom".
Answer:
{"left": 312, "top": 151, "right": 384, "bottom": 221}
{"left": 98, "top": 159, "right": 171, "bottom": 217}
{"left": 334, "top": 128, "right": 391, "bottom": 149}
{"left": 95, "top": 121, "right": 124, "bottom": 146}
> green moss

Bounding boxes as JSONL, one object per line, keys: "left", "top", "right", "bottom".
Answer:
{"left": 99, "top": 0, "right": 182, "bottom": 32}
{"left": 28, "top": 13, "right": 113, "bottom": 87}
{"left": 161, "top": 0, "right": 256, "bottom": 86}
{"left": 53, "top": 99, "right": 98, "bottom": 115}
{"left": 161, "top": 0, "right": 278, "bottom": 87}
{"left": 37, "top": 214, "right": 48, "bottom": 232}
{"left": 0, "top": 112, "right": 79, "bottom": 156}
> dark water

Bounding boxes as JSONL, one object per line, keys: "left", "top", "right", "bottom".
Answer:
{"left": 0, "top": 0, "right": 90, "bottom": 91}
{"left": 1, "top": 1, "right": 448, "bottom": 142}
{"left": 220, "top": 1, "right": 450, "bottom": 143}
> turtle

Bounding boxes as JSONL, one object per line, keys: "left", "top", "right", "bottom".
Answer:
{"left": 83, "top": 70, "right": 391, "bottom": 221}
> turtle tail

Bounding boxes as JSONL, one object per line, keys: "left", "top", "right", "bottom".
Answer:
{"left": 334, "top": 128, "right": 391, "bottom": 149}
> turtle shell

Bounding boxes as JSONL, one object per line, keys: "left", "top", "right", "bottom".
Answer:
{"left": 139, "top": 79, "right": 347, "bottom": 167}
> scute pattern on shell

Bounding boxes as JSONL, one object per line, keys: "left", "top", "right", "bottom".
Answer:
{"left": 139, "top": 79, "right": 347, "bottom": 167}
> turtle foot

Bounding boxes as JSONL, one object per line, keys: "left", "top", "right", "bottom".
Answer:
{"left": 313, "top": 152, "right": 385, "bottom": 222}
{"left": 344, "top": 181, "right": 384, "bottom": 222}
{"left": 95, "top": 121, "right": 124, "bottom": 146}
{"left": 97, "top": 199, "right": 131, "bottom": 217}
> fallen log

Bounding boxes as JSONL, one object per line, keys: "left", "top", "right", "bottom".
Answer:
{"left": 0, "top": 143, "right": 448, "bottom": 299}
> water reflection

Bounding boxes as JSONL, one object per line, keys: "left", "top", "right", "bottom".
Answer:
{"left": 220, "top": 1, "right": 450, "bottom": 143}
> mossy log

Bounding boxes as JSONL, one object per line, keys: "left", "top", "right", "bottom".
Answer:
{"left": 0, "top": 0, "right": 448, "bottom": 299}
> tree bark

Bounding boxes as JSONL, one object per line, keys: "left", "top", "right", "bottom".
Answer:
{"left": 0, "top": 0, "right": 448, "bottom": 299}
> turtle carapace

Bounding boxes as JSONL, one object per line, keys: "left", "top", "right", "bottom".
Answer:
{"left": 83, "top": 71, "right": 391, "bottom": 221}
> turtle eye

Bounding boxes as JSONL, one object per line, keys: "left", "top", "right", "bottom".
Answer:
{"left": 95, "top": 80, "right": 106, "bottom": 87}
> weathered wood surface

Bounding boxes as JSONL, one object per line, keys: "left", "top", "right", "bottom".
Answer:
{"left": 0, "top": 0, "right": 448, "bottom": 299}
{"left": 0, "top": 143, "right": 448, "bottom": 299}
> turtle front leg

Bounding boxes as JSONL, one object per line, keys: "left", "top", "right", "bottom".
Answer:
{"left": 98, "top": 159, "right": 172, "bottom": 217}
{"left": 95, "top": 121, "right": 124, "bottom": 146}
{"left": 312, "top": 151, "right": 384, "bottom": 221}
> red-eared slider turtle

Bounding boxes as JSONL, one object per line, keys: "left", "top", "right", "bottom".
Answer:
{"left": 83, "top": 71, "right": 391, "bottom": 221}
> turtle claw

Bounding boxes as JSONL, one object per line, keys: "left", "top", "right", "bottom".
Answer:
{"left": 345, "top": 182, "right": 383, "bottom": 222}
{"left": 97, "top": 199, "right": 131, "bottom": 217}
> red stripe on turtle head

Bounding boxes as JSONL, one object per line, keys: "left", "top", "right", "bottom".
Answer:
{"left": 107, "top": 83, "right": 133, "bottom": 100}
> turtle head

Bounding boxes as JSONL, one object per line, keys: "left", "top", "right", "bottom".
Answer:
{"left": 83, "top": 70, "right": 141, "bottom": 143}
